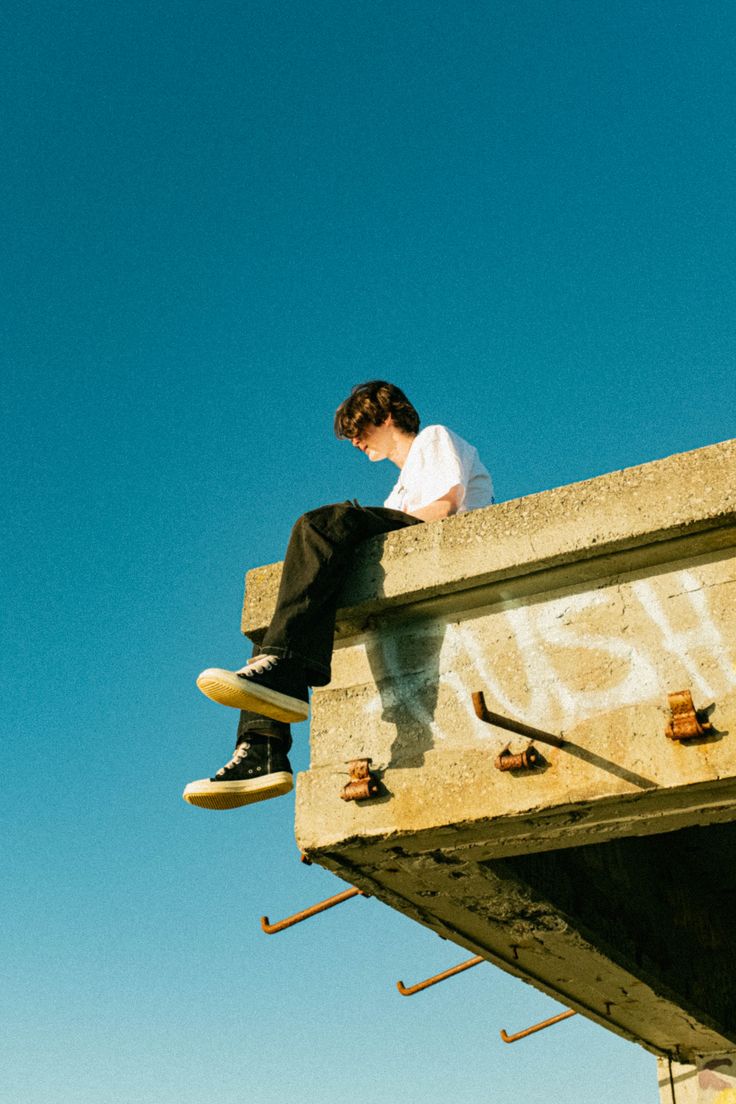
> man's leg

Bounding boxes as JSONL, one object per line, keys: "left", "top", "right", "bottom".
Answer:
{"left": 185, "top": 504, "right": 420, "bottom": 809}
{"left": 196, "top": 503, "right": 421, "bottom": 713}
{"left": 235, "top": 709, "right": 292, "bottom": 752}
{"left": 182, "top": 709, "right": 295, "bottom": 810}
{"left": 183, "top": 636, "right": 294, "bottom": 809}
{"left": 261, "top": 502, "right": 421, "bottom": 683}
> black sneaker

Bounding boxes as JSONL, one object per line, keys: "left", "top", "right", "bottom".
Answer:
{"left": 196, "top": 655, "right": 309, "bottom": 723}
{"left": 182, "top": 735, "right": 293, "bottom": 810}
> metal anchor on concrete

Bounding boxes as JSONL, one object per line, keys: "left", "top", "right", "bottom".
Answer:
{"left": 472, "top": 691, "right": 566, "bottom": 749}
{"left": 665, "top": 689, "right": 715, "bottom": 741}
{"left": 494, "top": 744, "right": 542, "bottom": 772}
{"left": 260, "top": 887, "right": 366, "bottom": 934}
{"left": 340, "top": 757, "right": 381, "bottom": 801}
{"left": 500, "top": 1008, "right": 577, "bottom": 1043}
{"left": 396, "top": 955, "right": 484, "bottom": 996}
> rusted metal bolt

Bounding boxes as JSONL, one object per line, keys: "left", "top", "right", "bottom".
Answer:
{"left": 494, "top": 745, "right": 542, "bottom": 772}
{"left": 340, "top": 757, "right": 381, "bottom": 801}
{"left": 665, "top": 689, "right": 714, "bottom": 741}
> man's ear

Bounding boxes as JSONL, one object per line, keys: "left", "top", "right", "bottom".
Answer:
{"left": 384, "top": 413, "right": 394, "bottom": 427}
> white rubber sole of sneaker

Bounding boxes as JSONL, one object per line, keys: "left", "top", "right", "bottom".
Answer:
{"left": 182, "top": 771, "right": 294, "bottom": 810}
{"left": 196, "top": 668, "right": 309, "bottom": 723}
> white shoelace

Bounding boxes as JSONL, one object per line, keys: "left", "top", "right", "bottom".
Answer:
{"left": 216, "top": 741, "right": 252, "bottom": 777}
{"left": 236, "top": 655, "right": 279, "bottom": 678}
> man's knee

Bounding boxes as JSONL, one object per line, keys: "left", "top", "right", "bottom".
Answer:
{"left": 292, "top": 501, "right": 361, "bottom": 544}
{"left": 298, "top": 501, "right": 354, "bottom": 530}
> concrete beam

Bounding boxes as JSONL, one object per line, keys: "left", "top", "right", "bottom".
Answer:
{"left": 295, "top": 692, "right": 736, "bottom": 858}
{"left": 242, "top": 438, "right": 736, "bottom": 1062}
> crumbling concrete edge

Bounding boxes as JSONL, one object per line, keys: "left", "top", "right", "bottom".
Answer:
{"left": 306, "top": 849, "right": 700, "bottom": 1061}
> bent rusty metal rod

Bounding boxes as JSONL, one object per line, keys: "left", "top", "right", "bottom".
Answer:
{"left": 500, "top": 1009, "right": 577, "bottom": 1043}
{"left": 397, "top": 955, "right": 484, "bottom": 996}
{"left": 472, "top": 691, "right": 566, "bottom": 749}
{"left": 260, "top": 887, "right": 365, "bottom": 935}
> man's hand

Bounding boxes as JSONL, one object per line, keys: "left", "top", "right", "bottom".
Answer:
{"left": 410, "top": 484, "right": 463, "bottom": 522}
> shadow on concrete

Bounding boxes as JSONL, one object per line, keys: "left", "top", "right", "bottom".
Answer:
{"left": 559, "top": 741, "right": 658, "bottom": 789}
{"left": 361, "top": 609, "right": 446, "bottom": 770}
{"left": 342, "top": 529, "right": 446, "bottom": 770}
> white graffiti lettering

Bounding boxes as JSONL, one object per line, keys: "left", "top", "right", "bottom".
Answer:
{"left": 363, "top": 568, "right": 736, "bottom": 738}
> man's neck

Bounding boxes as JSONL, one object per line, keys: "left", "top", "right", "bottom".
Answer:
{"left": 388, "top": 429, "right": 417, "bottom": 470}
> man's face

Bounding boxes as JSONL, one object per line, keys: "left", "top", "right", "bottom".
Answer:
{"left": 350, "top": 418, "right": 394, "bottom": 462}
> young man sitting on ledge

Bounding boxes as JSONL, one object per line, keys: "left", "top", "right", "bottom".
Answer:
{"left": 183, "top": 380, "right": 493, "bottom": 810}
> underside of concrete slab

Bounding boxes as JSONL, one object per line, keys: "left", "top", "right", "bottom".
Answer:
{"left": 306, "top": 819, "right": 736, "bottom": 1061}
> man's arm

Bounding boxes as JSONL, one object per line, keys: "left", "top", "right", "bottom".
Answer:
{"left": 409, "top": 483, "right": 463, "bottom": 522}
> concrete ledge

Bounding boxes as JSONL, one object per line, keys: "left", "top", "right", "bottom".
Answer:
{"left": 241, "top": 437, "right": 736, "bottom": 1062}
{"left": 242, "top": 438, "right": 736, "bottom": 638}
{"left": 295, "top": 691, "right": 736, "bottom": 859}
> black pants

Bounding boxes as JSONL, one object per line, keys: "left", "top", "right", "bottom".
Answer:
{"left": 237, "top": 501, "right": 422, "bottom": 745}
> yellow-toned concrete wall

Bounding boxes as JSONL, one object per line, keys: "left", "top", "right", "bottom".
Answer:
{"left": 313, "top": 548, "right": 736, "bottom": 769}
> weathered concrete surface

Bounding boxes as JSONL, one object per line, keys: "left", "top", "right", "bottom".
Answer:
{"left": 243, "top": 438, "right": 736, "bottom": 1063}
{"left": 657, "top": 1053, "right": 736, "bottom": 1103}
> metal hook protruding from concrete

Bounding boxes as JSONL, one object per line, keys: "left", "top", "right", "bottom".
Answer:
{"left": 500, "top": 1009, "right": 577, "bottom": 1043}
{"left": 260, "top": 887, "right": 365, "bottom": 934}
{"left": 396, "top": 955, "right": 484, "bottom": 996}
{"left": 472, "top": 691, "right": 566, "bottom": 749}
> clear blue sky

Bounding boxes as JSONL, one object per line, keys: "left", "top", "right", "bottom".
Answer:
{"left": 3, "top": 2, "right": 735, "bottom": 1102}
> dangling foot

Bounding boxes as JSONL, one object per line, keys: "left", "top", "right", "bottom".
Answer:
{"left": 196, "top": 655, "right": 309, "bottom": 722}
{"left": 182, "top": 735, "right": 293, "bottom": 810}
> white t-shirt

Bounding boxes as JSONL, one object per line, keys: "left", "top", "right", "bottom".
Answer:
{"left": 383, "top": 425, "right": 494, "bottom": 516}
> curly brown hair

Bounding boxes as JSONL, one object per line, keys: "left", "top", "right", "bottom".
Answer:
{"left": 334, "top": 380, "right": 420, "bottom": 440}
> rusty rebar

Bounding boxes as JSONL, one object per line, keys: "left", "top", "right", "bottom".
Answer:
{"left": 396, "top": 955, "right": 484, "bottom": 996}
{"left": 260, "top": 887, "right": 365, "bottom": 934}
{"left": 500, "top": 1009, "right": 577, "bottom": 1043}
{"left": 472, "top": 691, "right": 565, "bottom": 749}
